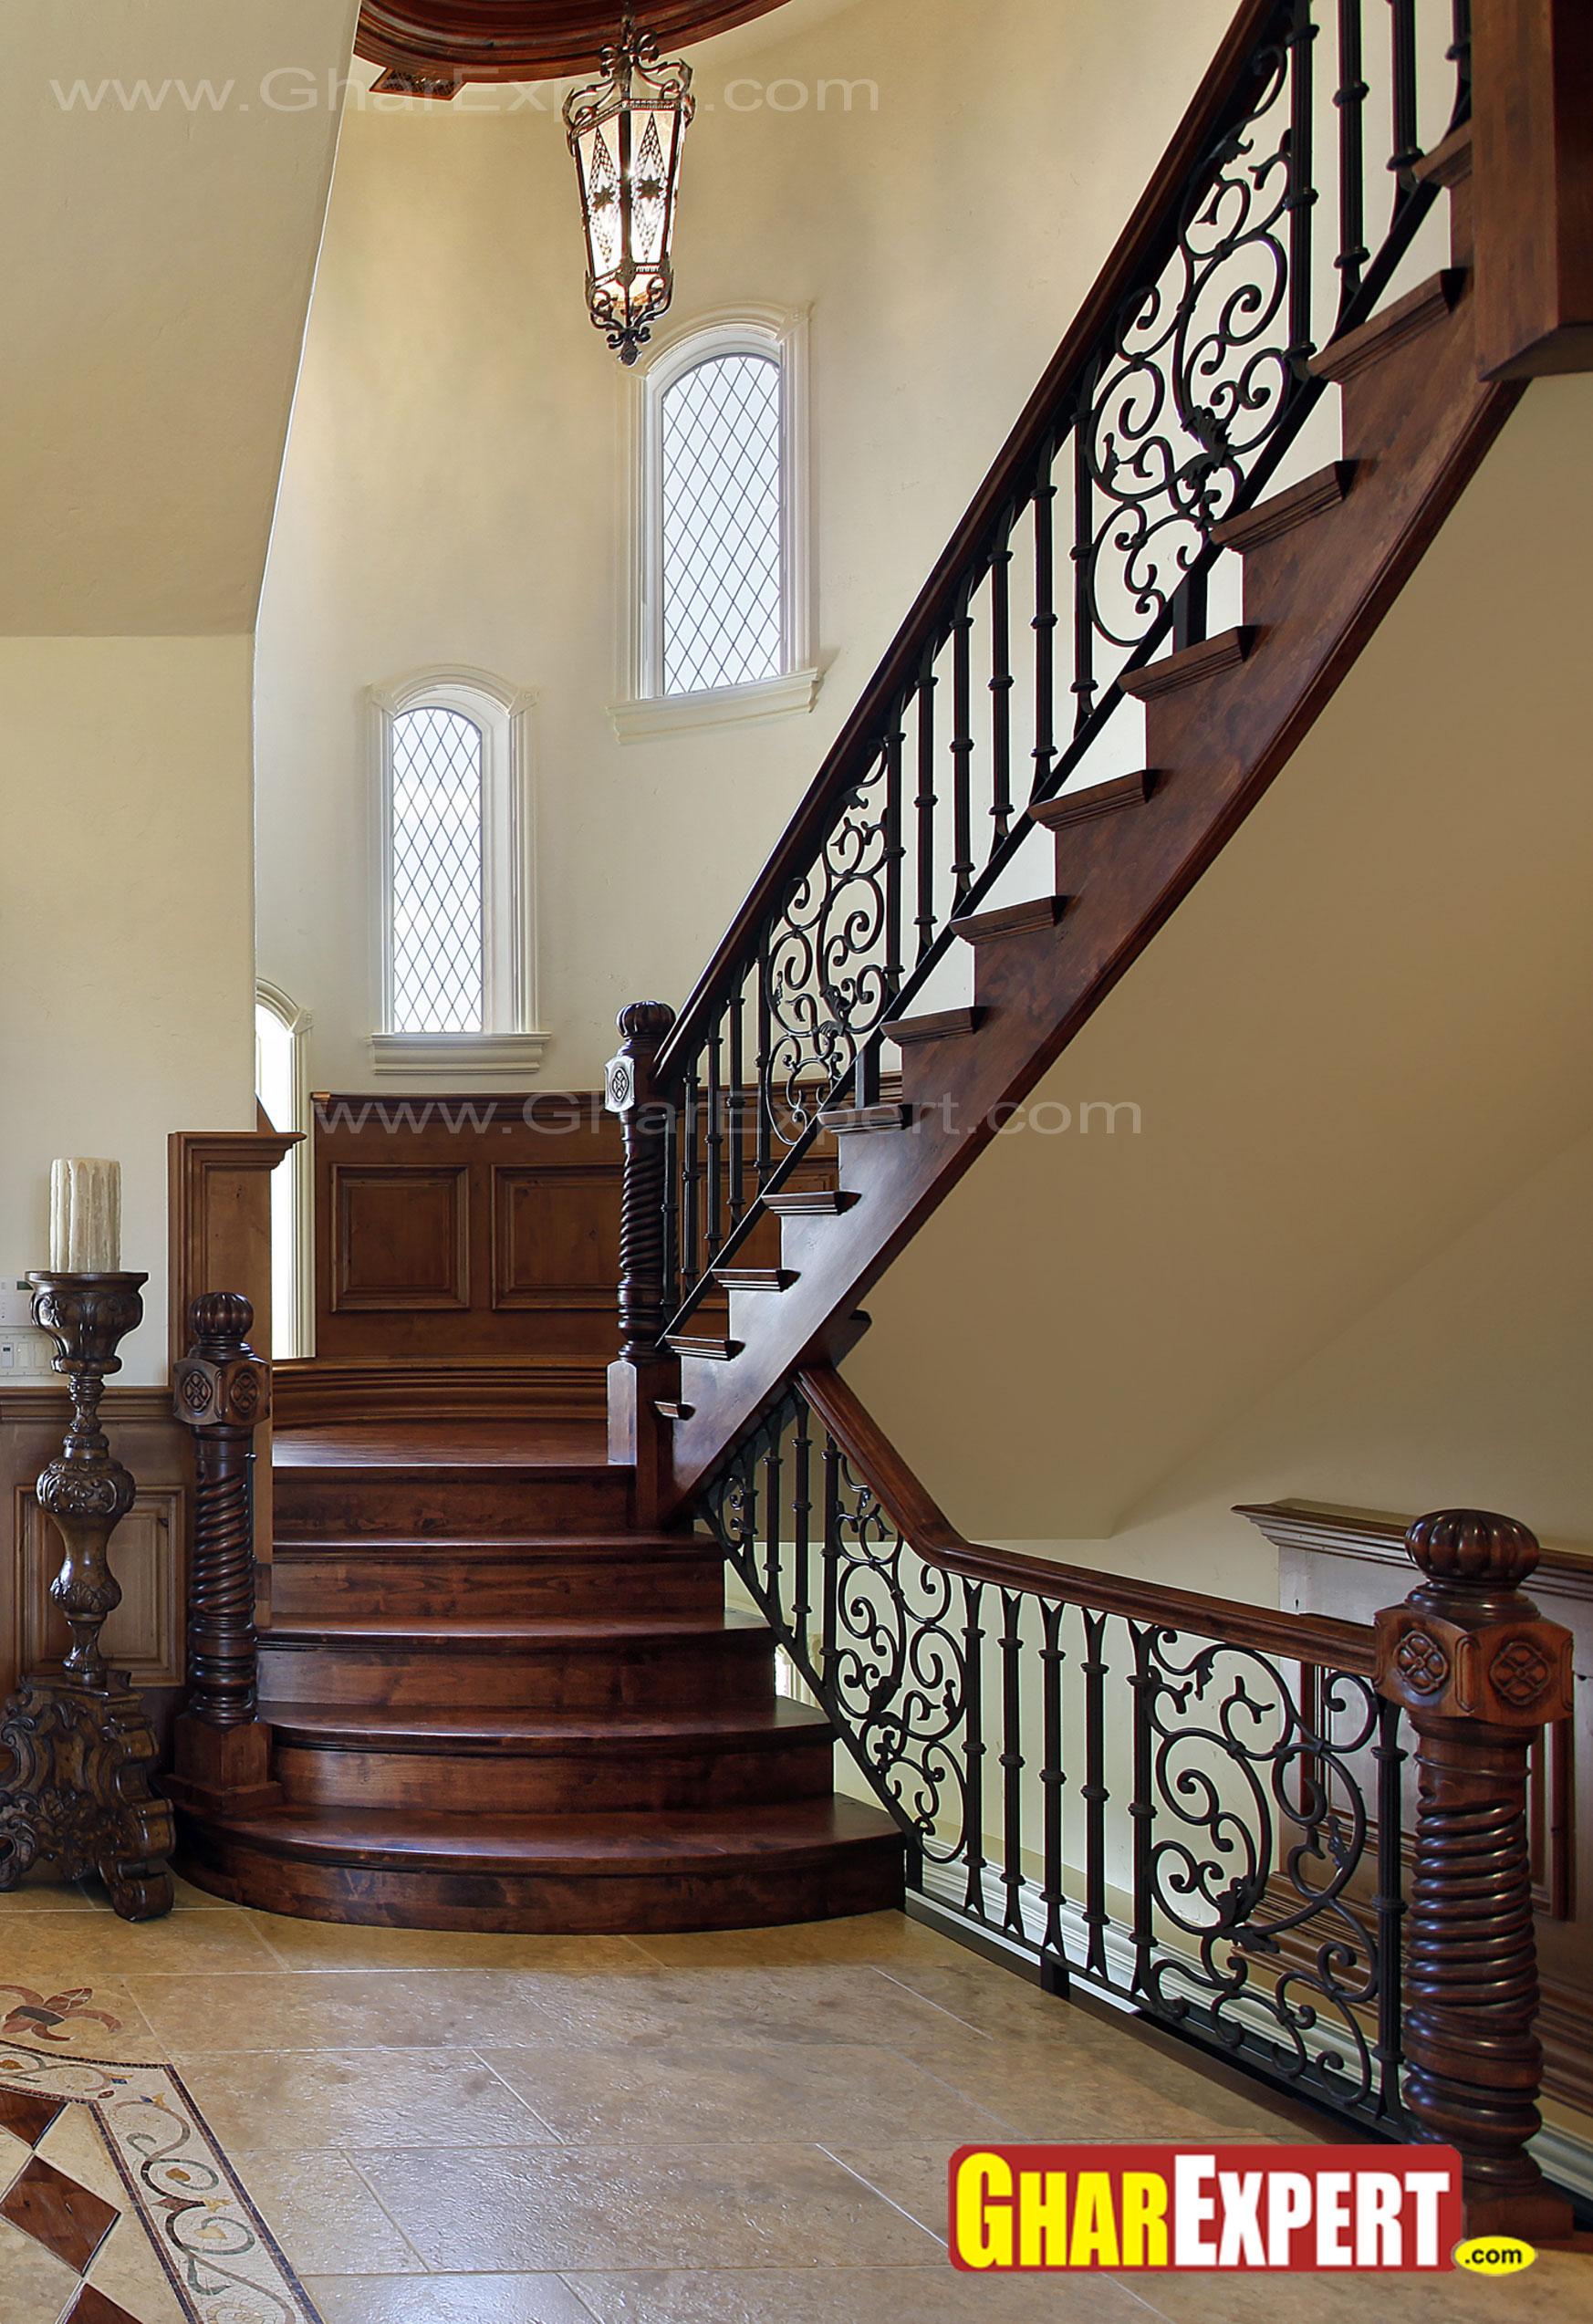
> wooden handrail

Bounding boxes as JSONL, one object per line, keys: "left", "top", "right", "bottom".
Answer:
{"left": 796, "top": 1364, "right": 1378, "bottom": 1674}
{"left": 654, "top": 0, "right": 1285, "bottom": 1085}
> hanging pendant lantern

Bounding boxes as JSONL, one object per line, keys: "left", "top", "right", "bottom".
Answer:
{"left": 564, "top": 16, "right": 695, "bottom": 367}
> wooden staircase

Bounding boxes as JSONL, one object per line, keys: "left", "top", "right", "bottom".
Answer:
{"left": 178, "top": 1423, "right": 904, "bottom": 1930}
{"left": 660, "top": 130, "right": 1525, "bottom": 1510}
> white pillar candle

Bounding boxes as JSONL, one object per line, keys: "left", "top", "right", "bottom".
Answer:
{"left": 48, "top": 1159, "right": 121, "bottom": 1273}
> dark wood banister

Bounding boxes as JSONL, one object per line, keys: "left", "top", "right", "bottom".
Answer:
{"left": 796, "top": 1363, "right": 1378, "bottom": 1675}
{"left": 653, "top": 0, "right": 1283, "bottom": 1087}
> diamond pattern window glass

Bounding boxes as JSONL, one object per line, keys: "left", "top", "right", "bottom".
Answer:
{"left": 661, "top": 351, "right": 784, "bottom": 695}
{"left": 390, "top": 706, "right": 485, "bottom": 1033}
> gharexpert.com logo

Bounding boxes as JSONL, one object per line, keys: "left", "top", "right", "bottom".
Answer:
{"left": 947, "top": 2143, "right": 1513, "bottom": 2274}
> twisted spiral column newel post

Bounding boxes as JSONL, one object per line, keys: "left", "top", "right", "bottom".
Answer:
{"left": 605, "top": 1001, "right": 680, "bottom": 1523}
{"left": 1376, "top": 1509, "right": 1574, "bottom": 2240}
{"left": 166, "top": 1293, "right": 282, "bottom": 1822}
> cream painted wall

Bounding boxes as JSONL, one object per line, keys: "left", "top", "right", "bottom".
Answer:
{"left": 0, "top": 641, "right": 257, "bottom": 1383}
{"left": 255, "top": 0, "right": 1235, "bottom": 1089}
{"left": 847, "top": 376, "right": 1593, "bottom": 1589}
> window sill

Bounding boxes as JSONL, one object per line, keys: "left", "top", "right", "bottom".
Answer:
{"left": 609, "top": 666, "right": 823, "bottom": 745}
{"left": 370, "top": 1031, "right": 551, "bottom": 1079}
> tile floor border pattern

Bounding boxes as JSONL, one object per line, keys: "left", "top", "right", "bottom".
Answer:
{"left": 0, "top": 2041, "right": 323, "bottom": 2324}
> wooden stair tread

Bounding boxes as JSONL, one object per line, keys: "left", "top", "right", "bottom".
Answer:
{"left": 764, "top": 1188, "right": 859, "bottom": 1217}
{"left": 711, "top": 1267, "right": 796, "bottom": 1293}
{"left": 273, "top": 1534, "right": 716, "bottom": 1561}
{"left": 953, "top": 893, "right": 1069, "bottom": 945}
{"left": 817, "top": 1102, "right": 916, "bottom": 1134}
{"left": 665, "top": 1334, "right": 744, "bottom": 1361}
{"left": 197, "top": 1795, "right": 902, "bottom": 1875}
{"left": 1027, "top": 770, "right": 1154, "bottom": 830}
{"left": 262, "top": 1609, "right": 767, "bottom": 1650}
{"left": 1118, "top": 627, "right": 1253, "bottom": 702}
{"left": 1308, "top": 268, "right": 1465, "bottom": 384}
{"left": 268, "top": 1700, "right": 833, "bottom": 1754}
{"left": 885, "top": 1006, "right": 984, "bottom": 1045}
{"left": 1211, "top": 464, "right": 1354, "bottom": 552}
{"left": 275, "top": 1423, "right": 610, "bottom": 1474}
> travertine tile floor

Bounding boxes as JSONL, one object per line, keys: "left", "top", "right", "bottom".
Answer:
{"left": 2, "top": 1871, "right": 1589, "bottom": 2324}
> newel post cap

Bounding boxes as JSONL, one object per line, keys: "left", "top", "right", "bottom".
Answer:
{"left": 174, "top": 1290, "right": 270, "bottom": 1432}
{"left": 606, "top": 1000, "right": 676, "bottom": 1114}
{"left": 1376, "top": 1507, "right": 1573, "bottom": 1726}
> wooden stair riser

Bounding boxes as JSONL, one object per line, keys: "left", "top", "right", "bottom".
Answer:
{"left": 276, "top": 1469, "right": 633, "bottom": 1539}
{"left": 272, "top": 1729, "right": 837, "bottom": 1816}
{"left": 257, "top": 1630, "right": 774, "bottom": 1714}
{"left": 177, "top": 1821, "right": 905, "bottom": 1934}
{"left": 270, "top": 1548, "right": 725, "bottom": 1623}
{"left": 669, "top": 258, "right": 1518, "bottom": 1505}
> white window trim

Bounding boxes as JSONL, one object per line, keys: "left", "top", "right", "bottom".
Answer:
{"left": 255, "top": 979, "right": 316, "bottom": 1360}
{"left": 367, "top": 664, "right": 548, "bottom": 1077}
{"left": 612, "top": 302, "right": 820, "bottom": 743}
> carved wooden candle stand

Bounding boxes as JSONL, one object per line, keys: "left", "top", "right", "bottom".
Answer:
{"left": 0, "top": 1272, "right": 175, "bottom": 1920}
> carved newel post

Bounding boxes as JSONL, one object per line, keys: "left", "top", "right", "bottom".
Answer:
{"left": 1377, "top": 1510, "right": 1575, "bottom": 2239}
{"left": 167, "top": 1294, "right": 280, "bottom": 1821}
{"left": 605, "top": 1001, "right": 679, "bottom": 1519}
{"left": 0, "top": 1272, "right": 175, "bottom": 1919}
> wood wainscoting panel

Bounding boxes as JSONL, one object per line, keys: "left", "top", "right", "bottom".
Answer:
{"left": 311, "top": 1093, "right": 623, "bottom": 1380}
{"left": 331, "top": 1166, "right": 471, "bottom": 1313}
{"left": 1242, "top": 1498, "right": 1592, "bottom": 2113}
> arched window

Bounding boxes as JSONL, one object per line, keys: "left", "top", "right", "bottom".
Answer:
{"left": 368, "top": 668, "right": 547, "bottom": 1076}
{"left": 615, "top": 307, "right": 818, "bottom": 740}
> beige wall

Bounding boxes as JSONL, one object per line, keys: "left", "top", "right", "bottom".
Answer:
{"left": 847, "top": 376, "right": 1593, "bottom": 1594}
{"left": 255, "top": 0, "right": 1235, "bottom": 1089}
{"left": 0, "top": 641, "right": 258, "bottom": 1383}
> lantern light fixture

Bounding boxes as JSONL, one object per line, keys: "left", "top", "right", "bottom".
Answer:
{"left": 564, "top": 15, "right": 695, "bottom": 367}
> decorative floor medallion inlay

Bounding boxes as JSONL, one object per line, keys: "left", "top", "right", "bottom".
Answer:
{"left": 0, "top": 2040, "right": 321, "bottom": 2324}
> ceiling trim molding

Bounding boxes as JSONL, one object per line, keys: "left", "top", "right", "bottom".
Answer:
{"left": 356, "top": 1, "right": 796, "bottom": 90}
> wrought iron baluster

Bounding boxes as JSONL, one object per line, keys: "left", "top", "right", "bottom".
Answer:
{"left": 883, "top": 719, "right": 906, "bottom": 1003}
{"left": 1388, "top": 0, "right": 1420, "bottom": 190}
{"left": 1448, "top": 0, "right": 1472, "bottom": 124}
{"left": 1032, "top": 447, "right": 1058, "bottom": 797}
{"left": 1080, "top": 1607, "right": 1110, "bottom": 1982}
{"left": 1285, "top": 0, "right": 1318, "bottom": 377}
{"left": 962, "top": 1576, "right": 987, "bottom": 1920}
{"left": 950, "top": 579, "right": 975, "bottom": 909}
{"left": 762, "top": 1426, "right": 783, "bottom": 1637}
{"left": 1039, "top": 1599, "right": 1067, "bottom": 1978}
{"left": 820, "top": 1428, "right": 840, "bottom": 1685}
{"left": 999, "top": 1590, "right": 1026, "bottom": 1938}
{"left": 791, "top": 1396, "right": 814, "bottom": 1680}
{"left": 754, "top": 940, "right": 773, "bottom": 1192}
{"left": 1371, "top": 1693, "right": 1406, "bottom": 2121}
{"left": 726, "top": 986, "right": 745, "bottom": 1232}
{"left": 1334, "top": 0, "right": 1370, "bottom": 325}
{"left": 660, "top": 1097, "right": 680, "bottom": 1321}
{"left": 1070, "top": 404, "right": 1097, "bottom": 739}
{"left": 705, "top": 1017, "right": 724, "bottom": 1261}
{"left": 1127, "top": 1622, "right": 1159, "bottom": 1997}
{"left": 681, "top": 1062, "right": 701, "bottom": 1296}
{"left": 913, "top": 657, "right": 938, "bottom": 962}
{"left": 988, "top": 516, "right": 1015, "bottom": 846}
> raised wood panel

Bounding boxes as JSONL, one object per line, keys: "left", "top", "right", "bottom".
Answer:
{"left": 331, "top": 1166, "right": 470, "bottom": 1313}
{"left": 312, "top": 1093, "right": 623, "bottom": 1370}
{"left": 492, "top": 1164, "right": 621, "bottom": 1315}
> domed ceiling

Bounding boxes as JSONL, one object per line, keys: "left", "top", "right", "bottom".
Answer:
{"left": 356, "top": 1, "right": 796, "bottom": 92}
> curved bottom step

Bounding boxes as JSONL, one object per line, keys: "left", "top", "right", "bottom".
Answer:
{"left": 176, "top": 1796, "right": 906, "bottom": 1933}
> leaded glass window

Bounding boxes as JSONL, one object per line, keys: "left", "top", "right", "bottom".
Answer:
{"left": 389, "top": 705, "right": 484, "bottom": 1033}
{"left": 660, "top": 351, "right": 784, "bottom": 695}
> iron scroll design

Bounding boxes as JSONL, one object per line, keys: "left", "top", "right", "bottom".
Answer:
{"left": 654, "top": 0, "right": 1473, "bottom": 1323}
{"left": 700, "top": 1381, "right": 1408, "bottom": 2129}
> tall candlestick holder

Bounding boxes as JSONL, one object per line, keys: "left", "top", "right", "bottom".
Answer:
{"left": 0, "top": 1272, "right": 174, "bottom": 1919}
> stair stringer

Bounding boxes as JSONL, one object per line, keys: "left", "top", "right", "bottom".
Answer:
{"left": 665, "top": 263, "right": 1525, "bottom": 1512}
